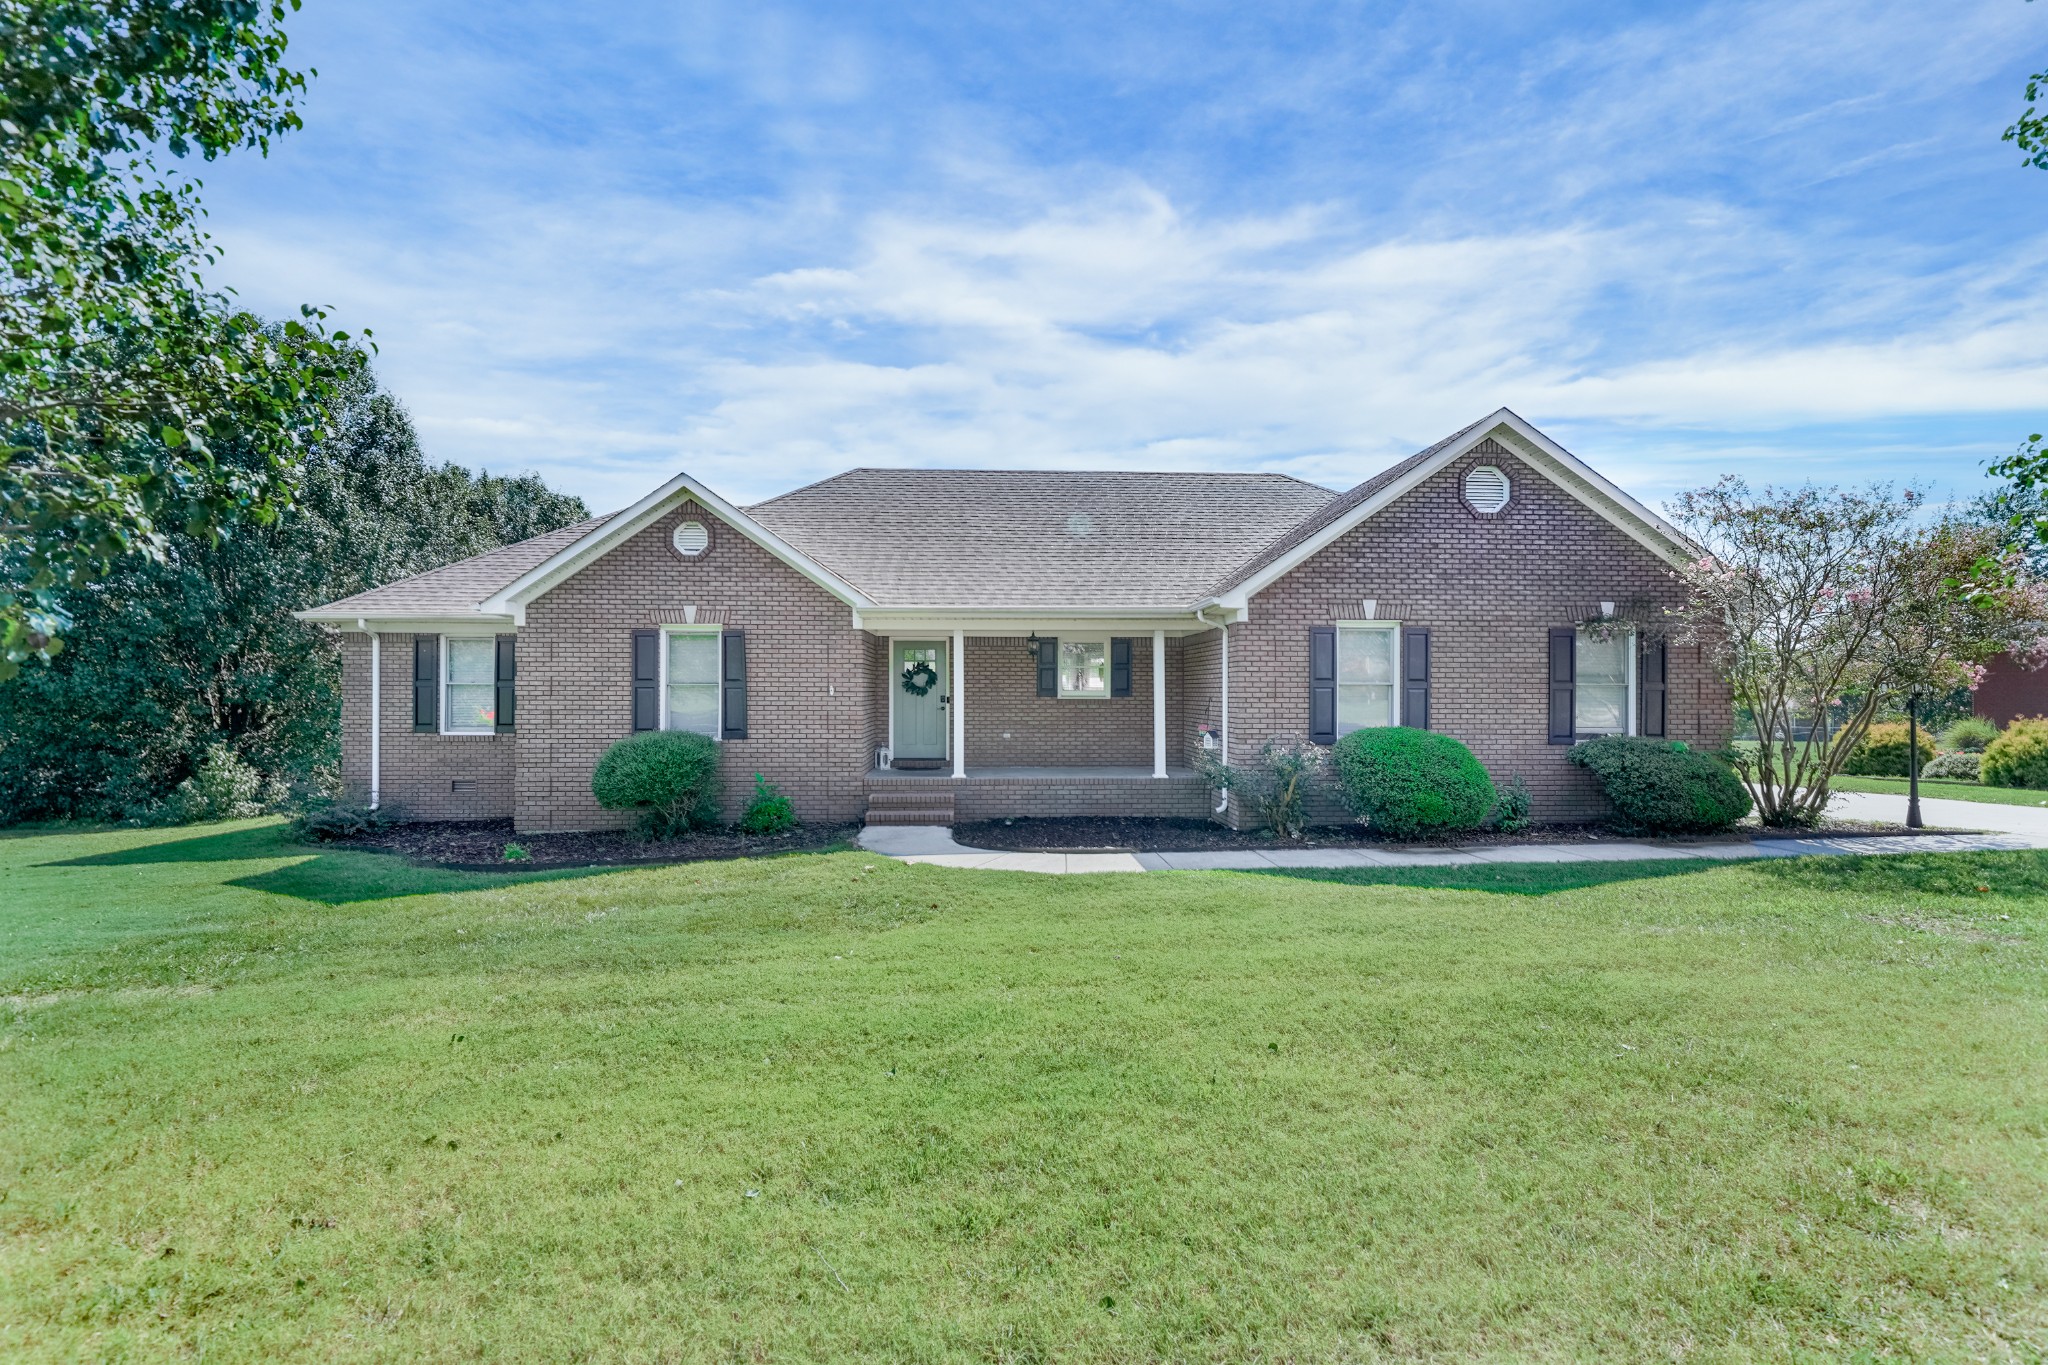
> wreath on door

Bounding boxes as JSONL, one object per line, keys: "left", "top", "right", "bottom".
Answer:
{"left": 900, "top": 658, "right": 940, "bottom": 697}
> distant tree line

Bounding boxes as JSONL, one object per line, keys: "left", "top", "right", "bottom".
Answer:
{"left": 0, "top": 360, "right": 587, "bottom": 823}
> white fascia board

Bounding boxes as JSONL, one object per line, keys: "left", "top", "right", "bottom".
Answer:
{"left": 1205, "top": 408, "right": 1693, "bottom": 612}
{"left": 293, "top": 610, "right": 517, "bottom": 632}
{"left": 476, "top": 471, "right": 875, "bottom": 623}
{"left": 861, "top": 608, "right": 1214, "bottom": 636}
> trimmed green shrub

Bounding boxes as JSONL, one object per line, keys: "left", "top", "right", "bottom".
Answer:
{"left": 1568, "top": 736, "right": 1752, "bottom": 834}
{"left": 591, "top": 731, "right": 722, "bottom": 837}
{"left": 1982, "top": 716, "right": 2048, "bottom": 789}
{"left": 739, "top": 773, "right": 797, "bottom": 835}
{"left": 1488, "top": 776, "right": 1533, "bottom": 833}
{"left": 1938, "top": 716, "right": 1999, "bottom": 753}
{"left": 1842, "top": 721, "right": 1936, "bottom": 777}
{"left": 289, "top": 799, "right": 395, "bottom": 842}
{"left": 1921, "top": 751, "right": 1981, "bottom": 781}
{"left": 1332, "top": 727, "right": 1495, "bottom": 839}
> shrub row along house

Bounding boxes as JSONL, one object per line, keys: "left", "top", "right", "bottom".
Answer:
{"left": 297, "top": 409, "right": 1731, "bottom": 831}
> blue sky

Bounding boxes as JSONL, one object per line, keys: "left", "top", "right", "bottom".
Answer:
{"left": 199, "top": 0, "right": 2048, "bottom": 514}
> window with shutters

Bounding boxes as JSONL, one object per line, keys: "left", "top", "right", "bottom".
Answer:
{"left": 442, "top": 636, "right": 498, "bottom": 733}
{"left": 663, "top": 628, "right": 722, "bottom": 738}
{"left": 1334, "top": 621, "right": 1400, "bottom": 734}
{"left": 1574, "top": 626, "right": 1633, "bottom": 736}
{"left": 1058, "top": 638, "right": 1108, "bottom": 697}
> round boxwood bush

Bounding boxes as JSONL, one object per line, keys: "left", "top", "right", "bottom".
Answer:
{"left": 1981, "top": 716, "right": 2048, "bottom": 789}
{"left": 1921, "top": 750, "right": 1981, "bottom": 781}
{"left": 591, "top": 730, "right": 722, "bottom": 837}
{"left": 1842, "top": 721, "right": 1935, "bottom": 777}
{"left": 1567, "top": 736, "right": 1751, "bottom": 834}
{"left": 1332, "top": 727, "right": 1495, "bottom": 839}
{"left": 1938, "top": 715, "right": 1999, "bottom": 753}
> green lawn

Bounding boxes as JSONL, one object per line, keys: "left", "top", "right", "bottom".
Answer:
{"left": 1830, "top": 774, "right": 2048, "bottom": 808}
{"left": 4, "top": 822, "right": 2047, "bottom": 1361}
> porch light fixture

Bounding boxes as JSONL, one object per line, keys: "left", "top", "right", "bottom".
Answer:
{"left": 1025, "top": 631, "right": 1042, "bottom": 659}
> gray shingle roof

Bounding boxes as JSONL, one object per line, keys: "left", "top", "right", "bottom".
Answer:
{"left": 301, "top": 514, "right": 615, "bottom": 618}
{"left": 746, "top": 469, "right": 1338, "bottom": 608}
{"left": 1204, "top": 415, "right": 1495, "bottom": 596}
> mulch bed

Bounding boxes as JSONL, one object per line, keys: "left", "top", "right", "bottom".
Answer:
{"left": 950, "top": 815, "right": 1965, "bottom": 854}
{"left": 329, "top": 818, "right": 862, "bottom": 870}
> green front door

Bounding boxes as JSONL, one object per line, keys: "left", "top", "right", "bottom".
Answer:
{"left": 892, "top": 640, "right": 948, "bottom": 760}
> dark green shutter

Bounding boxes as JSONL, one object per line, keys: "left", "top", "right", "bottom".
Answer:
{"left": 1548, "top": 628, "right": 1576, "bottom": 744}
{"left": 413, "top": 636, "right": 439, "bottom": 732}
{"left": 1036, "top": 637, "right": 1059, "bottom": 697}
{"left": 1109, "top": 638, "right": 1133, "bottom": 697}
{"left": 1401, "top": 627, "right": 1430, "bottom": 729}
{"left": 494, "top": 635, "right": 517, "bottom": 734}
{"left": 631, "top": 630, "right": 659, "bottom": 732}
{"left": 1640, "top": 637, "right": 1667, "bottom": 738}
{"left": 722, "top": 631, "right": 748, "bottom": 739}
{"left": 1309, "top": 627, "right": 1336, "bottom": 745}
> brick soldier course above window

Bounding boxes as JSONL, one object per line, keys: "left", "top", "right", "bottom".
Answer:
{"left": 298, "top": 409, "right": 1730, "bottom": 833}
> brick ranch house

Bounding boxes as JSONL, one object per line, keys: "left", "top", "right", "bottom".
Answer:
{"left": 297, "top": 409, "right": 1731, "bottom": 832}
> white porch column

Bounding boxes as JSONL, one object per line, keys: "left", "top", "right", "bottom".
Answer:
{"left": 951, "top": 627, "right": 965, "bottom": 779}
{"left": 368, "top": 631, "right": 382, "bottom": 810}
{"left": 1152, "top": 629, "right": 1167, "bottom": 778}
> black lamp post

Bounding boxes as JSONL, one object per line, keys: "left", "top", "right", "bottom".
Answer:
{"left": 1906, "top": 693, "right": 1923, "bottom": 830}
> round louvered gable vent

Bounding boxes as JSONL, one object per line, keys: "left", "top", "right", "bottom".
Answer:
{"left": 1464, "top": 465, "right": 1510, "bottom": 514}
{"left": 672, "top": 520, "right": 709, "bottom": 557}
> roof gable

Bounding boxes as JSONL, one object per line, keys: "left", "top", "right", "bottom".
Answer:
{"left": 1202, "top": 409, "right": 1691, "bottom": 608}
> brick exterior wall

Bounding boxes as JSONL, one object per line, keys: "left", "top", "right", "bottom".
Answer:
{"left": 513, "top": 501, "right": 874, "bottom": 832}
{"left": 339, "top": 631, "right": 518, "bottom": 821}
{"left": 1223, "top": 439, "right": 1732, "bottom": 825}
{"left": 935, "top": 636, "right": 1183, "bottom": 768}
{"left": 1180, "top": 626, "right": 1225, "bottom": 771}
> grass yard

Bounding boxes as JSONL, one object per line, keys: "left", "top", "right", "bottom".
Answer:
{"left": 4, "top": 822, "right": 2047, "bottom": 1361}
{"left": 1830, "top": 775, "right": 2048, "bottom": 808}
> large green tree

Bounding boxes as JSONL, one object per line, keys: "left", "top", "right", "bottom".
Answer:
{"left": 1, "top": 0, "right": 359, "bottom": 679}
{"left": 0, "top": 361, "right": 588, "bottom": 822}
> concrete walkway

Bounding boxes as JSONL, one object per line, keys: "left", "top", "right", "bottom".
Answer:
{"left": 855, "top": 790, "right": 2048, "bottom": 875}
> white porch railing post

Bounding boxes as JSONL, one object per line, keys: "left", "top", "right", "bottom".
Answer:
{"left": 1152, "top": 629, "right": 1167, "bottom": 778}
{"left": 951, "top": 627, "right": 965, "bottom": 779}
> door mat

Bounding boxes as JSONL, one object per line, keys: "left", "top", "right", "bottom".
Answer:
{"left": 890, "top": 758, "right": 948, "bottom": 771}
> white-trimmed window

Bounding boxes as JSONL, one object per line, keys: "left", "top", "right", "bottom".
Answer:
{"left": 1335, "top": 621, "right": 1400, "bottom": 735}
{"left": 663, "top": 628, "right": 722, "bottom": 738}
{"left": 443, "top": 636, "right": 498, "bottom": 734}
{"left": 1058, "top": 638, "right": 1108, "bottom": 697}
{"left": 1574, "top": 626, "right": 1633, "bottom": 736}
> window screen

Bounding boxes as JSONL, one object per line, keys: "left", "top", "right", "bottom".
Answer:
{"left": 1574, "top": 628, "right": 1630, "bottom": 735}
{"left": 445, "top": 638, "right": 497, "bottom": 731}
{"left": 666, "top": 632, "right": 721, "bottom": 736}
{"left": 1336, "top": 626, "right": 1397, "bottom": 734}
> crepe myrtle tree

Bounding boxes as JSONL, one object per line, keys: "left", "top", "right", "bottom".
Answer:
{"left": 1666, "top": 478, "right": 2048, "bottom": 828}
{"left": 0, "top": 0, "right": 361, "bottom": 679}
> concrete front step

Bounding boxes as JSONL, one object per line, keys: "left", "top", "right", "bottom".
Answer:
{"left": 864, "top": 809, "right": 957, "bottom": 826}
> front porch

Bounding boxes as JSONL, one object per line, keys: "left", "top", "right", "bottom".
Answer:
{"left": 863, "top": 764, "right": 1214, "bottom": 824}
{"left": 864, "top": 619, "right": 1225, "bottom": 825}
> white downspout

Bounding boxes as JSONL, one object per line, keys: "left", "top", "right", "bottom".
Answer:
{"left": 367, "top": 629, "right": 382, "bottom": 810}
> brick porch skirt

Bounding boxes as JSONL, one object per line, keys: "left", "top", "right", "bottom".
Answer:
{"left": 864, "top": 766, "right": 1215, "bottom": 821}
